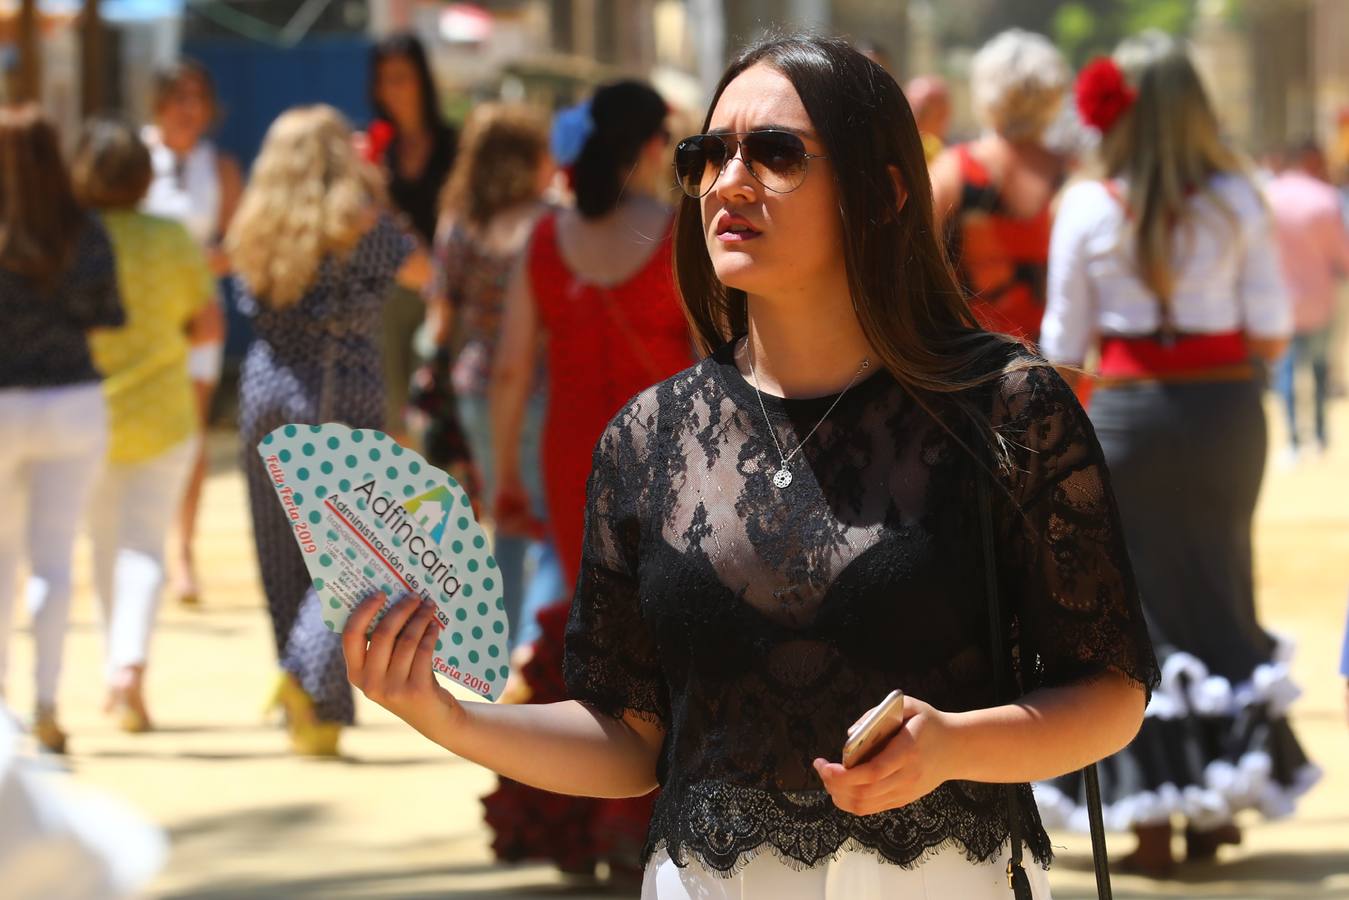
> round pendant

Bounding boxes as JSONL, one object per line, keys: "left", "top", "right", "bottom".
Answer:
{"left": 772, "top": 468, "right": 793, "bottom": 489}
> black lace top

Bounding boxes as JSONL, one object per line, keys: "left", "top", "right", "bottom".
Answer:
{"left": 563, "top": 341, "right": 1158, "bottom": 874}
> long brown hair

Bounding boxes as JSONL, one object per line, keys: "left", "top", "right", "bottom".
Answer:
{"left": 673, "top": 36, "right": 1023, "bottom": 453}
{"left": 0, "top": 105, "right": 86, "bottom": 286}
{"left": 1102, "top": 33, "right": 1249, "bottom": 307}
{"left": 440, "top": 103, "right": 548, "bottom": 230}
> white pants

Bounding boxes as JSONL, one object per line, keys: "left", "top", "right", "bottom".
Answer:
{"left": 0, "top": 385, "right": 107, "bottom": 707}
{"left": 642, "top": 843, "right": 1053, "bottom": 900}
{"left": 89, "top": 438, "right": 196, "bottom": 677}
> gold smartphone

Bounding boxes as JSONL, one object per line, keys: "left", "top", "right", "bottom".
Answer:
{"left": 841, "top": 689, "right": 906, "bottom": 768}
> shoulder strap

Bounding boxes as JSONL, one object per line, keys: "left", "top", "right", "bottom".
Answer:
{"left": 975, "top": 466, "right": 1113, "bottom": 900}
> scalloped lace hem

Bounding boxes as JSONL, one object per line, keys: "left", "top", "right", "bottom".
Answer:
{"left": 1145, "top": 633, "right": 1301, "bottom": 720}
{"left": 646, "top": 834, "right": 1049, "bottom": 880}
{"left": 1034, "top": 757, "right": 1322, "bottom": 832}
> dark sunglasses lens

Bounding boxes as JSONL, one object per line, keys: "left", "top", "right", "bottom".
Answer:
{"left": 743, "top": 132, "right": 810, "bottom": 192}
{"left": 674, "top": 135, "right": 726, "bottom": 198}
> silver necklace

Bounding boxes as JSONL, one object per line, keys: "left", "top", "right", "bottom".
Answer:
{"left": 745, "top": 343, "right": 871, "bottom": 489}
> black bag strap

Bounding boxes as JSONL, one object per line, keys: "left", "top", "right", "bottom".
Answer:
{"left": 975, "top": 466, "right": 1113, "bottom": 900}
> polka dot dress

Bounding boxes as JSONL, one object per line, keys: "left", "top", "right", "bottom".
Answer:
{"left": 236, "top": 215, "right": 412, "bottom": 724}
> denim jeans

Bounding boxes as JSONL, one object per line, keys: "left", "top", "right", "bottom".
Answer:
{"left": 456, "top": 391, "right": 564, "bottom": 649}
{"left": 1274, "top": 329, "right": 1333, "bottom": 448}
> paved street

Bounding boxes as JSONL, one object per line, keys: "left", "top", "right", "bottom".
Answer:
{"left": 8, "top": 401, "right": 1349, "bottom": 899}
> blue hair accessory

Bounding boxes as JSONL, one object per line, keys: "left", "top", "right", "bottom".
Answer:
{"left": 551, "top": 100, "right": 594, "bottom": 167}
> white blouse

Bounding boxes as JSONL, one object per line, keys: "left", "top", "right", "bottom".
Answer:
{"left": 1040, "top": 173, "right": 1291, "bottom": 365}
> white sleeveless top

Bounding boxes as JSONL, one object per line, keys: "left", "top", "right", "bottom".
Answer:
{"left": 140, "top": 125, "right": 222, "bottom": 248}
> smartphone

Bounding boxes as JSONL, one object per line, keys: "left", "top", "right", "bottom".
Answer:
{"left": 841, "top": 689, "right": 906, "bottom": 768}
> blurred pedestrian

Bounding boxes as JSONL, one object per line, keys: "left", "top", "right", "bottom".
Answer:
{"left": 227, "top": 105, "right": 425, "bottom": 756}
{"left": 368, "top": 32, "right": 459, "bottom": 444}
{"left": 142, "top": 59, "right": 241, "bottom": 609}
{"left": 905, "top": 74, "right": 951, "bottom": 162}
{"left": 425, "top": 103, "right": 562, "bottom": 653}
{"left": 343, "top": 37, "right": 1157, "bottom": 898}
{"left": 1265, "top": 140, "right": 1349, "bottom": 463}
{"left": 481, "top": 80, "right": 691, "bottom": 883}
{"left": 74, "top": 120, "right": 216, "bottom": 734}
{"left": 0, "top": 105, "right": 124, "bottom": 754}
{"left": 1038, "top": 35, "right": 1315, "bottom": 876}
{"left": 931, "top": 29, "right": 1071, "bottom": 344}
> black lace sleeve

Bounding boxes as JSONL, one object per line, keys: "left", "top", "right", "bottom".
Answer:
{"left": 992, "top": 365, "right": 1159, "bottom": 696}
{"left": 563, "top": 398, "right": 670, "bottom": 726}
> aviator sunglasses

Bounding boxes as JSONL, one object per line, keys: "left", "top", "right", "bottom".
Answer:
{"left": 673, "top": 130, "right": 828, "bottom": 199}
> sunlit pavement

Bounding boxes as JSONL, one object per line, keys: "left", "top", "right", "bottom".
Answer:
{"left": 8, "top": 397, "right": 1349, "bottom": 899}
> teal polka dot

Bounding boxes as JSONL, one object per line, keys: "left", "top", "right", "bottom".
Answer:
{"left": 468, "top": 650, "right": 479, "bottom": 664}
{"left": 476, "top": 603, "right": 488, "bottom": 617}
{"left": 308, "top": 511, "right": 321, "bottom": 524}
{"left": 462, "top": 585, "right": 474, "bottom": 598}
{"left": 302, "top": 442, "right": 315, "bottom": 456}
{"left": 297, "top": 467, "right": 310, "bottom": 481}
{"left": 351, "top": 431, "right": 364, "bottom": 443}
{"left": 467, "top": 559, "right": 479, "bottom": 573}
{"left": 451, "top": 540, "right": 464, "bottom": 554}
{"left": 327, "top": 436, "right": 340, "bottom": 449}
{"left": 451, "top": 632, "right": 464, "bottom": 645}
{"left": 369, "top": 448, "right": 382, "bottom": 462}
{"left": 278, "top": 449, "right": 292, "bottom": 463}
{"left": 409, "top": 461, "right": 421, "bottom": 474}
{"left": 487, "top": 558, "right": 497, "bottom": 570}
{"left": 313, "top": 577, "right": 325, "bottom": 590}
{"left": 498, "top": 665, "right": 510, "bottom": 679}
{"left": 460, "top": 494, "right": 471, "bottom": 508}
{"left": 485, "top": 670, "right": 496, "bottom": 683}
{"left": 363, "top": 566, "right": 376, "bottom": 579}
{"left": 471, "top": 626, "right": 483, "bottom": 640}
{"left": 457, "top": 517, "right": 469, "bottom": 530}
{"left": 449, "top": 656, "right": 460, "bottom": 667}
{"left": 284, "top": 425, "right": 298, "bottom": 437}
{"left": 373, "top": 517, "right": 384, "bottom": 529}
{"left": 262, "top": 433, "right": 274, "bottom": 445}
{"left": 435, "top": 639, "right": 443, "bottom": 652}
{"left": 339, "top": 479, "right": 351, "bottom": 491}
{"left": 492, "top": 621, "right": 504, "bottom": 635}
{"left": 472, "top": 536, "right": 485, "bottom": 550}
{"left": 488, "top": 644, "right": 499, "bottom": 658}
{"left": 345, "top": 548, "right": 358, "bottom": 561}
{"left": 356, "top": 499, "right": 366, "bottom": 510}
{"left": 391, "top": 537, "right": 402, "bottom": 547}
{"left": 425, "top": 479, "right": 437, "bottom": 489}
{"left": 320, "top": 461, "right": 334, "bottom": 475}
{"left": 403, "top": 485, "right": 415, "bottom": 497}
{"left": 327, "top": 530, "right": 338, "bottom": 541}
{"left": 386, "top": 466, "right": 398, "bottom": 479}
{"left": 391, "top": 444, "right": 404, "bottom": 456}
{"left": 329, "top": 599, "right": 340, "bottom": 609}
{"left": 325, "top": 620, "right": 336, "bottom": 631}
{"left": 308, "top": 425, "right": 322, "bottom": 434}
{"left": 320, "top": 554, "right": 332, "bottom": 566}
{"left": 291, "top": 493, "right": 304, "bottom": 506}
{"left": 315, "top": 486, "right": 328, "bottom": 499}
{"left": 495, "top": 598, "right": 505, "bottom": 611}
{"left": 374, "top": 431, "right": 387, "bottom": 441}
{"left": 455, "top": 608, "right": 468, "bottom": 622}
{"left": 342, "top": 456, "right": 355, "bottom": 470}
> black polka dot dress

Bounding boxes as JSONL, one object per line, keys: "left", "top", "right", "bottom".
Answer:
{"left": 237, "top": 216, "right": 413, "bottom": 724}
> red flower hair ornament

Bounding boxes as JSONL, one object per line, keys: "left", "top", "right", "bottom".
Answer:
{"left": 1075, "top": 57, "right": 1136, "bottom": 134}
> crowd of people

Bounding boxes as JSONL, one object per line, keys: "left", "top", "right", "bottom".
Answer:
{"left": 1, "top": 22, "right": 1347, "bottom": 898}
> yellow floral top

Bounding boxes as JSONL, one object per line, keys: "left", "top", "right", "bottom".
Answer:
{"left": 89, "top": 211, "right": 214, "bottom": 464}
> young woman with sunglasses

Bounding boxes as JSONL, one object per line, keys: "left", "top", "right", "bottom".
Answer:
{"left": 342, "top": 36, "right": 1158, "bottom": 898}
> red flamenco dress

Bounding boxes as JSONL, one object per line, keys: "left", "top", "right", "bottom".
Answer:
{"left": 481, "top": 211, "right": 692, "bottom": 875}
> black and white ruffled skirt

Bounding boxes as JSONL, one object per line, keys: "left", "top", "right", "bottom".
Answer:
{"left": 1037, "top": 377, "right": 1319, "bottom": 831}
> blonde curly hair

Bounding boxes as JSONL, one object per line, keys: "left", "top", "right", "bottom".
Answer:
{"left": 227, "top": 105, "right": 383, "bottom": 307}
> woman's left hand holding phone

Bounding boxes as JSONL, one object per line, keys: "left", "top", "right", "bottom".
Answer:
{"left": 813, "top": 694, "right": 959, "bottom": 816}
{"left": 343, "top": 592, "right": 463, "bottom": 744}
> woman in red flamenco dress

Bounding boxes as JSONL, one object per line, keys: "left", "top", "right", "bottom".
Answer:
{"left": 484, "top": 81, "right": 691, "bottom": 882}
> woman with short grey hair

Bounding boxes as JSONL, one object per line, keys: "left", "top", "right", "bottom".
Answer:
{"left": 931, "top": 29, "right": 1071, "bottom": 345}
